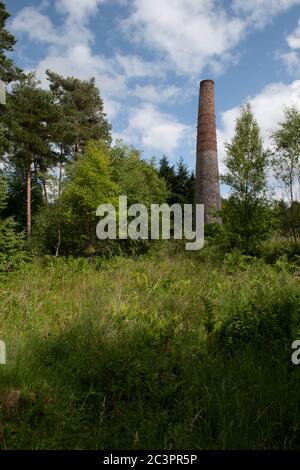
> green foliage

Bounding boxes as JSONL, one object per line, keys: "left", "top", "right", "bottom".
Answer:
{"left": 158, "top": 155, "right": 194, "bottom": 205}
{"left": 33, "top": 142, "right": 168, "bottom": 256}
{"left": 63, "top": 141, "right": 120, "bottom": 216}
{"left": 0, "top": 1, "right": 22, "bottom": 83}
{"left": 6, "top": 74, "right": 58, "bottom": 172}
{"left": 173, "top": 157, "right": 194, "bottom": 205}
{"left": 3, "top": 166, "right": 44, "bottom": 229}
{"left": 1, "top": 253, "right": 300, "bottom": 449}
{"left": 3, "top": 69, "right": 113, "bottom": 240}
{"left": 274, "top": 200, "right": 300, "bottom": 240}
{"left": 259, "top": 237, "right": 300, "bottom": 264}
{"left": 0, "top": 174, "right": 27, "bottom": 271}
{"left": 0, "top": 170, "right": 6, "bottom": 211}
{"left": 204, "top": 221, "right": 225, "bottom": 241}
{"left": 215, "top": 282, "right": 300, "bottom": 351}
{"left": 272, "top": 107, "right": 300, "bottom": 243}
{"left": 46, "top": 70, "right": 112, "bottom": 159}
{"left": 201, "top": 295, "right": 216, "bottom": 336}
{"left": 223, "top": 249, "right": 255, "bottom": 273}
{"left": 0, "top": 217, "right": 27, "bottom": 271}
{"left": 33, "top": 141, "right": 118, "bottom": 256}
{"left": 158, "top": 155, "right": 176, "bottom": 200}
{"left": 5, "top": 74, "right": 59, "bottom": 237}
{"left": 111, "top": 144, "right": 167, "bottom": 206}
{"left": 222, "top": 104, "right": 271, "bottom": 253}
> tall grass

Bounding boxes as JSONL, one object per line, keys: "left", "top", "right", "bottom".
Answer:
{"left": 1, "top": 247, "right": 300, "bottom": 449}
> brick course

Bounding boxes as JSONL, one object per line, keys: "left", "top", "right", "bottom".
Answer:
{"left": 195, "top": 80, "right": 221, "bottom": 223}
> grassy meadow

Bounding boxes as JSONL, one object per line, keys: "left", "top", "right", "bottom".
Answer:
{"left": 3, "top": 0, "right": 300, "bottom": 454}
{"left": 1, "top": 244, "right": 300, "bottom": 449}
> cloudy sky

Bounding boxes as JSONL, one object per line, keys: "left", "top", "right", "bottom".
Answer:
{"left": 7, "top": 0, "right": 300, "bottom": 186}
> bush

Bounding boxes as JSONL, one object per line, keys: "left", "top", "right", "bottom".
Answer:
{"left": 259, "top": 238, "right": 300, "bottom": 264}
{"left": 0, "top": 218, "right": 27, "bottom": 272}
{"left": 32, "top": 142, "right": 167, "bottom": 258}
{"left": 223, "top": 249, "right": 255, "bottom": 273}
{"left": 0, "top": 175, "right": 28, "bottom": 272}
{"left": 215, "top": 283, "right": 300, "bottom": 351}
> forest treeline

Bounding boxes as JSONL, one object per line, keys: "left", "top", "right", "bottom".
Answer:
{"left": 3, "top": 1, "right": 300, "bottom": 452}
{"left": 0, "top": 2, "right": 196, "bottom": 266}
{"left": 1, "top": 1, "right": 300, "bottom": 271}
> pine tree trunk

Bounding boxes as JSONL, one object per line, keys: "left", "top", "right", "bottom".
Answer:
{"left": 26, "top": 162, "right": 31, "bottom": 240}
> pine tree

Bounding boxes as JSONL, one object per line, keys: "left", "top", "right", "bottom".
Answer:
{"left": 158, "top": 155, "right": 194, "bottom": 205}
{"left": 46, "top": 70, "right": 112, "bottom": 160}
{"left": 0, "top": 1, "right": 22, "bottom": 83}
{"left": 222, "top": 103, "right": 270, "bottom": 253}
{"left": 174, "top": 157, "right": 191, "bottom": 205}
{"left": 158, "top": 155, "right": 176, "bottom": 203}
{"left": 3, "top": 166, "right": 43, "bottom": 229}
{"left": 187, "top": 171, "right": 195, "bottom": 205}
{"left": 5, "top": 74, "right": 59, "bottom": 239}
{"left": 159, "top": 155, "right": 175, "bottom": 182}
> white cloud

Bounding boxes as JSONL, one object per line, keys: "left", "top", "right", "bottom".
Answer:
{"left": 11, "top": 5, "right": 189, "bottom": 154}
{"left": 287, "top": 18, "right": 300, "bottom": 49}
{"left": 280, "top": 51, "right": 300, "bottom": 74}
{"left": 104, "top": 99, "right": 121, "bottom": 120}
{"left": 233, "top": 0, "right": 300, "bottom": 25}
{"left": 10, "top": 7, "right": 60, "bottom": 45}
{"left": 55, "top": 0, "right": 106, "bottom": 22}
{"left": 279, "top": 17, "right": 300, "bottom": 75}
{"left": 218, "top": 80, "right": 300, "bottom": 175}
{"left": 11, "top": 3, "right": 128, "bottom": 124}
{"left": 122, "top": 0, "right": 246, "bottom": 75}
{"left": 34, "top": 44, "right": 126, "bottom": 121}
{"left": 11, "top": 1, "right": 190, "bottom": 133}
{"left": 11, "top": 0, "right": 300, "bottom": 160}
{"left": 129, "top": 84, "right": 181, "bottom": 103}
{"left": 116, "top": 104, "right": 190, "bottom": 153}
{"left": 11, "top": 5, "right": 94, "bottom": 46}
{"left": 115, "top": 54, "right": 165, "bottom": 79}
{"left": 121, "top": 0, "right": 300, "bottom": 77}
{"left": 10, "top": 5, "right": 170, "bottom": 104}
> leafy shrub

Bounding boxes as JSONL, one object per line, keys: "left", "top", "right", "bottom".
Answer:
{"left": 0, "top": 175, "right": 28, "bottom": 272}
{"left": 32, "top": 141, "right": 167, "bottom": 258}
{"left": 0, "top": 218, "right": 27, "bottom": 272}
{"left": 259, "top": 238, "right": 300, "bottom": 264}
{"left": 204, "top": 222, "right": 224, "bottom": 241}
{"left": 215, "top": 288, "right": 300, "bottom": 351}
{"left": 223, "top": 249, "right": 255, "bottom": 273}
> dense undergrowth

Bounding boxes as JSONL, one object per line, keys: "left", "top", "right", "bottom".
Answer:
{"left": 1, "top": 244, "right": 300, "bottom": 449}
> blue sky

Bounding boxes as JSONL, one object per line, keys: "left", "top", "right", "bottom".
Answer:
{"left": 6, "top": 0, "right": 300, "bottom": 184}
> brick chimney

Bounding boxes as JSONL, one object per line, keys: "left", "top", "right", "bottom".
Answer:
{"left": 195, "top": 80, "right": 221, "bottom": 223}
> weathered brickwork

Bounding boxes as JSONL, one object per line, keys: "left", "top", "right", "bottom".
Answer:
{"left": 195, "top": 80, "right": 221, "bottom": 223}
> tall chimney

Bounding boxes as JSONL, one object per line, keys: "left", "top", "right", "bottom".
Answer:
{"left": 195, "top": 80, "right": 221, "bottom": 223}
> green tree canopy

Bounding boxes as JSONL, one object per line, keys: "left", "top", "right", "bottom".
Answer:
{"left": 271, "top": 106, "right": 300, "bottom": 243}
{"left": 222, "top": 103, "right": 271, "bottom": 253}
{"left": 0, "top": 1, "right": 22, "bottom": 83}
{"left": 5, "top": 74, "right": 59, "bottom": 238}
{"left": 46, "top": 70, "right": 112, "bottom": 159}
{"left": 34, "top": 142, "right": 168, "bottom": 256}
{"left": 158, "top": 155, "right": 194, "bottom": 205}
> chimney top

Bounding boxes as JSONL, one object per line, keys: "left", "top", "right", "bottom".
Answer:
{"left": 200, "top": 79, "right": 214, "bottom": 85}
